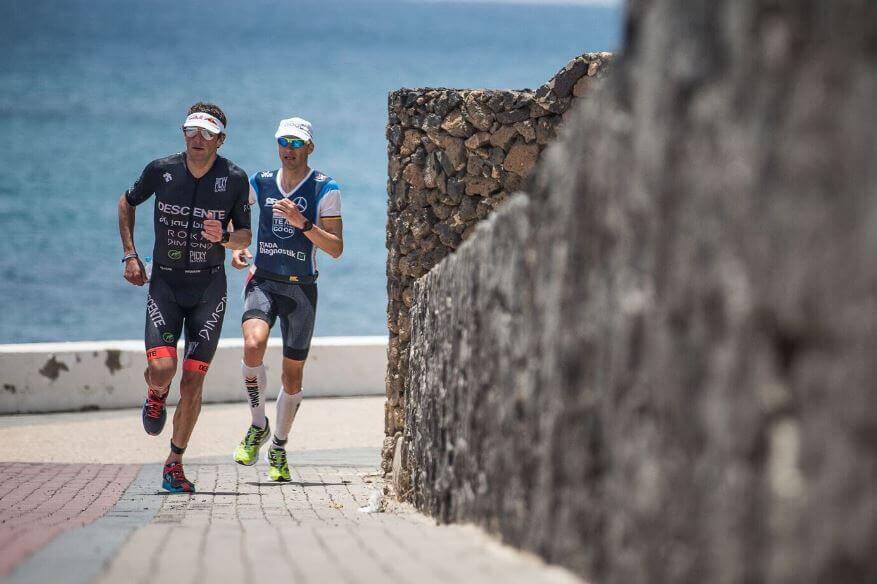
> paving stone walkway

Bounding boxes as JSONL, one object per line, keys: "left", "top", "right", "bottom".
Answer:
{"left": 0, "top": 399, "right": 584, "bottom": 583}
{"left": 0, "top": 462, "right": 138, "bottom": 576}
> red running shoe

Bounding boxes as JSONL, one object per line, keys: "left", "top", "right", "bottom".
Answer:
{"left": 162, "top": 462, "right": 195, "bottom": 493}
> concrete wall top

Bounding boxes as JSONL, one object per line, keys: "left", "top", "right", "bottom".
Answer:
{"left": 0, "top": 336, "right": 388, "bottom": 414}
{"left": 0, "top": 336, "right": 388, "bottom": 354}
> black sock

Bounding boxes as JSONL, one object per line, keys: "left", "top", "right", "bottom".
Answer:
{"left": 272, "top": 435, "right": 287, "bottom": 449}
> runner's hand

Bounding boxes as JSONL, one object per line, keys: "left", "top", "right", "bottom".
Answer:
{"left": 202, "top": 212, "right": 224, "bottom": 243}
{"left": 231, "top": 249, "right": 252, "bottom": 270}
{"left": 273, "top": 199, "right": 306, "bottom": 228}
{"left": 124, "top": 257, "right": 147, "bottom": 286}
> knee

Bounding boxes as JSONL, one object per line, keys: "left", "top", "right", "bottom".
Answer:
{"left": 243, "top": 338, "right": 264, "bottom": 361}
{"left": 242, "top": 330, "right": 267, "bottom": 364}
{"left": 148, "top": 359, "right": 177, "bottom": 383}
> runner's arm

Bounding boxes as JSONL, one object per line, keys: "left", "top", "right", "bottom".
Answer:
{"left": 223, "top": 227, "right": 252, "bottom": 250}
{"left": 118, "top": 193, "right": 146, "bottom": 286}
{"left": 307, "top": 216, "right": 343, "bottom": 258}
{"left": 118, "top": 193, "right": 137, "bottom": 256}
{"left": 231, "top": 247, "right": 253, "bottom": 269}
{"left": 221, "top": 173, "right": 254, "bottom": 251}
{"left": 303, "top": 182, "right": 343, "bottom": 258}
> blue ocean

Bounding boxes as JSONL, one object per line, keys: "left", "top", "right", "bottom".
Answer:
{"left": 0, "top": 0, "right": 621, "bottom": 343}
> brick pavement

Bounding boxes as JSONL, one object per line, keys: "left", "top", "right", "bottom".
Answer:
{"left": 0, "top": 462, "right": 139, "bottom": 577}
{"left": 92, "top": 457, "right": 582, "bottom": 584}
{"left": 1, "top": 399, "right": 585, "bottom": 583}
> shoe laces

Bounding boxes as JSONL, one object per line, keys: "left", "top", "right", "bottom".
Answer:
{"left": 243, "top": 425, "right": 264, "bottom": 447}
{"left": 166, "top": 462, "right": 189, "bottom": 484}
{"left": 269, "top": 447, "right": 287, "bottom": 467}
{"left": 145, "top": 389, "right": 167, "bottom": 418}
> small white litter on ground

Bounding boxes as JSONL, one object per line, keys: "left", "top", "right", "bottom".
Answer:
{"left": 358, "top": 488, "right": 384, "bottom": 513}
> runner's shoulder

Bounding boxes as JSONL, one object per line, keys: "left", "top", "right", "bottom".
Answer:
{"left": 313, "top": 170, "right": 340, "bottom": 191}
{"left": 150, "top": 152, "right": 186, "bottom": 171}
{"left": 252, "top": 168, "right": 278, "bottom": 179}
{"left": 221, "top": 157, "right": 248, "bottom": 179}
{"left": 250, "top": 168, "right": 279, "bottom": 185}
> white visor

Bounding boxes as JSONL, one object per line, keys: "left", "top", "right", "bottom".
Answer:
{"left": 183, "top": 112, "right": 225, "bottom": 135}
{"left": 275, "top": 117, "right": 313, "bottom": 142}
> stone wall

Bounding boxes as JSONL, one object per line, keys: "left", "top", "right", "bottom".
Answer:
{"left": 403, "top": 1, "right": 877, "bottom": 583}
{"left": 383, "top": 53, "right": 612, "bottom": 475}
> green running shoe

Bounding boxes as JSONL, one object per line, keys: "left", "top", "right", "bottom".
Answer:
{"left": 233, "top": 418, "right": 271, "bottom": 466}
{"left": 267, "top": 447, "right": 291, "bottom": 482}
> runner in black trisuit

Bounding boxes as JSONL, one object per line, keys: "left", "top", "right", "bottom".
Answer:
{"left": 117, "top": 102, "right": 252, "bottom": 493}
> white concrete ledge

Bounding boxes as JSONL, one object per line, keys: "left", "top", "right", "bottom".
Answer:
{"left": 0, "top": 336, "right": 388, "bottom": 414}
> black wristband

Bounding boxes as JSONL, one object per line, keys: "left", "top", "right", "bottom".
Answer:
{"left": 301, "top": 219, "right": 313, "bottom": 232}
{"left": 220, "top": 230, "right": 230, "bottom": 244}
{"left": 121, "top": 252, "right": 138, "bottom": 263}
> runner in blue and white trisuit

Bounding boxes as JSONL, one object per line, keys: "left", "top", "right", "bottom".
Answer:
{"left": 230, "top": 117, "right": 343, "bottom": 481}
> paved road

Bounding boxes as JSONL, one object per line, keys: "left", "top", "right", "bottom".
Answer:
{"left": 0, "top": 397, "right": 583, "bottom": 583}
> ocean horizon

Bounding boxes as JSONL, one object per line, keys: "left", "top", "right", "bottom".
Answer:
{"left": 0, "top": 0, "right": 622, "bottom": 344}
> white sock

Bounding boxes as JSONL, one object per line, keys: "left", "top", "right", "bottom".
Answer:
{"left": 241, "top": 361, "right": 267, "bottom": 428}
{"left": 274, "top": 389, "right": 303, "bottom": 444}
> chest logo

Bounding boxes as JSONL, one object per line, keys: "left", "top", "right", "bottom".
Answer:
{"left": 260, "top": 171, "right": 274, "bottom": 178}
{"left": 163, "top": 172, "right": 172, "bottom": 183}
{"left": 215, "top": 177, "right": 227, "bottom": 192}
{"left": 271, "top": 197, "right": 309, "bottom": 240}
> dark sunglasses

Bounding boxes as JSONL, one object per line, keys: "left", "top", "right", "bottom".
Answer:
{"left": 277, "top": 137, "right": 308, "bottom": 149}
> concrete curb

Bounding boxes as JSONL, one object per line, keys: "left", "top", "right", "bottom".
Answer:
{"left": 0, "top": 336, "right": 387, "bottom": 414}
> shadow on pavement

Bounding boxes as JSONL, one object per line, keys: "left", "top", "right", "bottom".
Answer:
{"left": 245, "top": 481, "right": 352, "bottom": 487}
{"left": 146, "top": 491, "right": 242, "bottom": 496}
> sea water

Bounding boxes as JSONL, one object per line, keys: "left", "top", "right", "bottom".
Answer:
{"left": 0, "top": 0, "right": 621, "bottom": 343}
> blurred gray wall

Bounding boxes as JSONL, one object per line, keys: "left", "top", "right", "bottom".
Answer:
{"left": 402, "top": 1, "right": 877, "bottom": 582}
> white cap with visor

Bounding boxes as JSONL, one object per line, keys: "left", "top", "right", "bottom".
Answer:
{"left": 183, "top": 112, "right": 225, "bottom": 135}
{"left": 275, "top": 117, "right": 312, "bottom": 142}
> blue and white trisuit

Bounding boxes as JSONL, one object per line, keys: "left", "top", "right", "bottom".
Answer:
{"left": 243, "top": 168, "right": 341, "bottom": 360}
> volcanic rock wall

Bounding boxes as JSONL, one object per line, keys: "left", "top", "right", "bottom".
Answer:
{"left": 403, "top": 1, "right": 877, "bottom": 583}
{"left": 383, "top": 53, "right": 612, "bottom": 474}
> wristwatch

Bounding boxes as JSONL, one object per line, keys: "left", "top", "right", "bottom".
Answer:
{"left": 220, "top": 231, "right": 231, "bottom": 244}
{"left": 301, "top": 219, "right": 313, "bottom": 232}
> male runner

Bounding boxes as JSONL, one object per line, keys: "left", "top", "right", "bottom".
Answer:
{"left": 230, "top": 117, "right": 343, "bottom": 481}
{"left": 118, "top": 102, "right": 252, "bottom": 493}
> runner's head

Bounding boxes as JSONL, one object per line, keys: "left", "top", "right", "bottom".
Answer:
{"left": 182, "top": 102, "right": 227, "bottom": 163}
{"left": 275, "top": 117, "right": 314, "bottom": 170}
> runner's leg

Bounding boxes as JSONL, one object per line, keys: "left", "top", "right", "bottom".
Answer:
{"left": 233, "top": 280, "right": 276, "bottom": 467}
{"left": 167, "top": 270, "right": 227, "bottom": 465}
{"left": 271, "top": 284, "right": 316, "bottom": 447}
{"left": 144, "top": 274, "right": 184, "bottom": 392}
{"left": 242, "top": 320, "right": 270, "bottom": 428}
{"left": 169, "top": 369, "right": 207, "bottom": 463}
{"left": 142, "top": 273, "right": 184, "bottom": 435}
{"left": 274, "top": 358, "right": 304, "bottom": 443}
{"left": 241, "top": 279, "right": 275, "bottom": 429}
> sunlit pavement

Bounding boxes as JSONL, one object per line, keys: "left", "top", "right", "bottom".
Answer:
{"left": 0, "top": 397, "right": 582, "bottom": 583}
